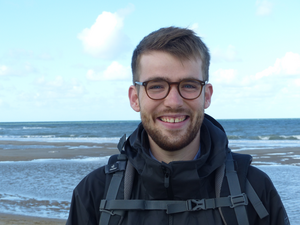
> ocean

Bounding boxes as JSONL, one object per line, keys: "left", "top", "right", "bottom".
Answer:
{"left": 0, "top": 118, "right": 300, "bottom": 223}
{"left": 1, "top": 119, "right": 300, "bottom": 150}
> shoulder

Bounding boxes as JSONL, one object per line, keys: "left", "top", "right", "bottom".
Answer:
{"left": 231, "top": 153, "right": 277, "bottom": 194}
{"left": 74, "top": 165, "right": 107, "bottom": 199}
{"left": 231, "top": 152, "right": 252, "bottom": 165}
{"left": 247, "top": 165, "right": 290, "bottom": 224}
{"left": 67, "top": 165, "right": 107, "bottom": 225}
{"left": 247, "top": 165, "right": 278, "bottom": 195}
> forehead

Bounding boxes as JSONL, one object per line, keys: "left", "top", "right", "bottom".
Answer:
{"left": 138, "top": 51, "right": 204, "bottom": 81}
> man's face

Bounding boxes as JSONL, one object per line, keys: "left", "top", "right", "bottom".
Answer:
{"left": 129, "top": 51, "right": 213, "bottom": 151}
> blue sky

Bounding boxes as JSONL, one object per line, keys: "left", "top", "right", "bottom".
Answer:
{"left": 1, "top": 0, "right": 300, "bottom": 122}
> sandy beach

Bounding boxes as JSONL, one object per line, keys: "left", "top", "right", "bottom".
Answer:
{"left": 1, "top": 140, "right": 299, "bottom": 165}
{"left": 0, "top": 140, "right": 119, "bottom": 162}
{"left": 234, "top": 147, "right": 300, "bottom": 166}
{"left": 0, "top": 213, "right": 65, "bottom": 225}
{"left": 0, "top": 140, "right": 299, "bottom": 224}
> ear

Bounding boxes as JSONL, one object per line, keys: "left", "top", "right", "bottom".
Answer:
{"left": 204, "top": 83, "right": 213, "bottom": 109}
{"left": 128, "top": 85, "right": 140, "bottom": 112}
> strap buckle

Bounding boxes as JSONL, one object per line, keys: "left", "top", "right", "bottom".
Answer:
{"left": 100, "top": 209, "right": 115, "bottom": 216}
{"left": 229, "top": 193, "right": 248, "bottom": 208}
{"left": 99, "top": 200, "right": 115, "bottom": 215}
{"left": 188, "top": 199, "right": 206, "bottom": 211}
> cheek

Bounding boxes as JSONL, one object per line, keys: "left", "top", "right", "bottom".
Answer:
{"left": 187, "top": 99, "right": 204, "bottom": 112}
{"left": 140, "top": 98, "right": 161, "bottom": 118}
{"left": 140, "top": 101, "right": 157, "bottom": 114}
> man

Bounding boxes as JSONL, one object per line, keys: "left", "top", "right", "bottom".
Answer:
{"left": 66, "top": 27, "right": 289, "bottom": 224}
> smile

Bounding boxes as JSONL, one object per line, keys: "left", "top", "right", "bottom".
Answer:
{"left": 159, "top": 116, "right": 187, "bottom": 123}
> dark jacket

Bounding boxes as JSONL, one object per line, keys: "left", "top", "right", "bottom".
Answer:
{"left": 66, "top": 115, "right": 289, "bottom": 225}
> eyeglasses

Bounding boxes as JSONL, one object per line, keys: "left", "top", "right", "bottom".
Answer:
{"left": 135, "top": 78, "right": 207, "bottom": 100}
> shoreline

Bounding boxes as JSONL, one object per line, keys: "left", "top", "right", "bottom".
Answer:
{"left": 0, "top": 213, "right": 65, "bottom": 225}
{"left": 234, "top": 147, "right": 300, "bottom": 166}
{"left": 0, "top": 140, "right": 299, "bottom": 166}
{"left": 0, "top": 140, "right": 119, "bottom": 161}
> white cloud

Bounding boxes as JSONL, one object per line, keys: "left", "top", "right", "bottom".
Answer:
{"left": 86, "top": 61, "right": 131, "bottom": 81}
{"left": 211, "top": 69, "right": 237, "bottom": 84}
{"left": 255, "top": 52, "right": 300, "bottom": 79}
{"left": 295, "top": 78, "right": 300, "bottom": 87}
{"left": 256, "top": 0, "right": 273, "bottom": 16}
{"left": 212, "top": 52, "right": 300, "bottom": 91}
{"left": 209, "top": 51, "right": 300, "bottom": 118}
{"left": 0, "top": 65, "right": 8, "bottom": 76}
{"left": 34, "top": 76, "right": 87, "bottom": 98}
{"left": 78, "top": 5, "right": 134, "bottom": 59}
{"left": 6, "top": 49, "right": 53, "bottom": 61}
{"left": 0, "top": 63, "right": 38, "bottom": 78}
{"left": 189, "top": 23, "right": 199, "bottom": 32}
{"left": 0, "top": 98, "right": 11, "bottom": 110}
{"left": 211, "top": 45, "right": 241, "bottom": 62}
{"left": 7, "top": 49, "right": 34, "bottom": 59}
{"left": 188, "top": 23, "right": 205, "bottom": 37}
{"left": 36, "top": 76, "right": 64, "bottom": 88}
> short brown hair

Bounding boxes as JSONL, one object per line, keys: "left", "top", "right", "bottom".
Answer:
{"left": 131, "top": 26, "right": 210, "bottom": 83}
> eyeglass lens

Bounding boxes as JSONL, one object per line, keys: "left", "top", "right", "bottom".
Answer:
{"left": 146, "top": 79, "right": 202, "bottom": 100}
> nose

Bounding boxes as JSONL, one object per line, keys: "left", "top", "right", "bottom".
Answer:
{"left": 163, "top": 85, "right": 183, "bottom": 108}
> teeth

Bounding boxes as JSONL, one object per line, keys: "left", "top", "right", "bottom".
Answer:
{"left": 160, "top": 116, "right": 186, "bottom": 123}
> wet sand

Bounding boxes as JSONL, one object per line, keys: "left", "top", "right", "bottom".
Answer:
{"left": 0, "top": 140, "right": 119, "bottom": 161}
{"left": 234, "top": 147, "right": 300, "bottom": 166}
{"left": 0, "top": 213, "right": 65, "bottom": 225}
{"left": 0, "top": 140, "right": 299, "bottom": 224}
{"left": 1, "top": 140, "right": 299, "bottom": 165}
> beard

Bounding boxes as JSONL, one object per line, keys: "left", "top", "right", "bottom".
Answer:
{"left": 141, "top": 108, "right": 204, "bottom": 151}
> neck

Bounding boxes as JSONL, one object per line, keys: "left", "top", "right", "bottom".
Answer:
{"left": 148, "top": 131, "right": 200, "bottom": 163}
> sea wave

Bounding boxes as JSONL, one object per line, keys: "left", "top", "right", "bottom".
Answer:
{"left": 229, "top": 139, "right": 300, "bottom": 150}
{"left": 0, "top": 136, "right": 120, "bottom": 143}
{"left": 22, "top": 126, "right": 47, "bottom": 130}
{"left": 258, "top": 135, "right": 300, "bottom": 140}
{"left": 22, "top": 135, "right": 57, "bottom": 138}
{"left": 1, "top": 135, "right": 299, "bottom": 141}
{"left": 227, "top": 135, "right": 300, "bottom": 140}
{"left": 0, "top": 156, "right": 110, "bottom": 164}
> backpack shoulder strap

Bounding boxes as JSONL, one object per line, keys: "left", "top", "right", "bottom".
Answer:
{"left": 215, "top": 163, "right": 227, "bottom": 224}
{"left": 231, "top": 152, "right": 269, "bottom": 219}
{"left": 124, "top": 159, "right": 135, "bottom": 200}
{"left": 99, "top": 134, "right": 129, "bottom": 225}
{"left": 225, "top": 151, "right": 250, "bottom": 225}
{"left": 218, "top": 151, "right": 269, "bottom": 225}
{"left": 246, "top": 179, "right": 269, "bottom": 219}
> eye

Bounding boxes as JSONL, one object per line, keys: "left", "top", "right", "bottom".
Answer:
{"left": 181, "top": 81, "right": 199, "bottom": 89}
{"left": 180, "top": 80, "right": 201, "bottom": 92}
{"left": 147, "top": 80, "right": 168, "bottom": 91}
{"left": 148, "top": 84, "right": 164, "bottom": 89}
{"left": 182, "top": 83, "right": 197, "bottom": 89}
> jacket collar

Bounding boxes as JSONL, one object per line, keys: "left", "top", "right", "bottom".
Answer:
{"left": 124, "top": 114, "right": 228, "bottom": 199}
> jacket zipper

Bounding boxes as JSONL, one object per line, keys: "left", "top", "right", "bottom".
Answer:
{"left": 164, "top": 169, "right": 170, "bottom": 188}
{"left": 161, "top": 166, "right": 173, "bottom": 198}
{"left": 162, "top": 165, "right": 173, "bottom": 225}
{"left": 161, "top": 165, "right": 170, "bottom": 189}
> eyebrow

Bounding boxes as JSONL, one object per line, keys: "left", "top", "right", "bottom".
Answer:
{"left": 142, "top": 76, "right": 197, "bottom": 82}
